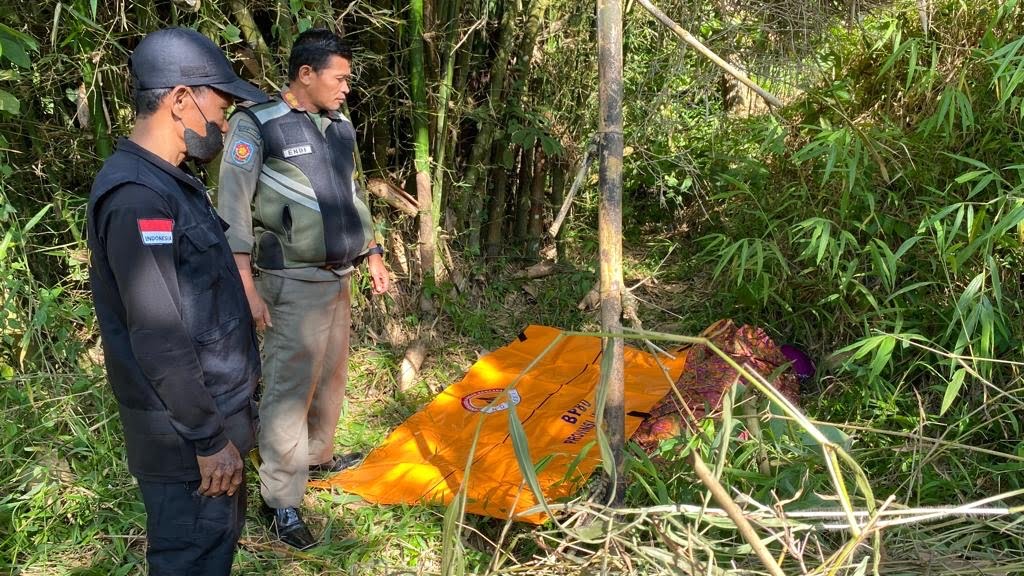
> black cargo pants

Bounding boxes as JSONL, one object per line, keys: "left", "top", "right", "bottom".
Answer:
{"left": 137, "top": 479, "right": 247, "bottom": 575}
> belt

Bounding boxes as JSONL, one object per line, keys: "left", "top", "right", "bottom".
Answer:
{"left": 321, "top": 254, "right": 367, "bottom": 271}
{"left": 319, "top": 261, "right": 354, "bottom": 271}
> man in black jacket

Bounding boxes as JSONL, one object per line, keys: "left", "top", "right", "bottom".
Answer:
{"left": 87, "top": 28, "right": 267, "bottom": 575}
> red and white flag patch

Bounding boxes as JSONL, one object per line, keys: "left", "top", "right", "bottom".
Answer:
{"left": 138, "top": 219, "right": 174, "bottom": 245}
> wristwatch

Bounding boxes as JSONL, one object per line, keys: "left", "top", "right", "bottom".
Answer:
{"left": 366, "top": 245, "right": 384, "bottom": 257}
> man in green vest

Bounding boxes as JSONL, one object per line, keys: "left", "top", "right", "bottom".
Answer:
{"left": 216, "top": 29, "right": 389, "bottom": 549}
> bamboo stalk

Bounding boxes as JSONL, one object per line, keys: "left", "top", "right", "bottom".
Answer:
{"left": 597, "top": 0, "right": 626, "bottom": 506}
{"left": 460, "top": 2, "right": 517, "bottom": 253}
{"left": 484, "top": 145, "right": 512, "bottom": 258}
{"left": 689, "top": 449, "right": 787, "bottom": 576}
{"left": 229, "top": 0, "right": 274, "bottom": 79}
{"left": 634, "top": 0, "right": 783, "bottom": 109}
{"left": 410, "top": 0, "right": 435, "bottom": 311}
{"left": 366, "top": 178, "right": 419, "bottom": 216}
{"left": 525, "top": 148, "right": 547, "bottom": 258}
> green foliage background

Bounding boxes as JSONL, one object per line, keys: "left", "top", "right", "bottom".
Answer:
{"left": 1, "top": 0, "right": 1023, "bottom": 573}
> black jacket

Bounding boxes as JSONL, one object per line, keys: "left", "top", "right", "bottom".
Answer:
{"left": 87, "top": 139, "right": 260, "bottom": 482}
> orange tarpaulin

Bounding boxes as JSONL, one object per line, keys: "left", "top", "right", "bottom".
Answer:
{"left": 312, "top": 325, "right": 688, "bottom": 523}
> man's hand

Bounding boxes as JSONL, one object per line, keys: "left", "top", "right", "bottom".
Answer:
{"left": 367, "top": 253, "right": 390, "bottom": 295}
{"left": 246, "top": 290, "right": 272, "bottom": 331}
{"left": 196, "top": 440, "right": 244, "bottom": 497}
{"left": 233, "top": 253, "right": 271, "bottom": 330}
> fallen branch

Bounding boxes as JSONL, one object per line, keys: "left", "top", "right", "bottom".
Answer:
{"left": 634, "top": 0, "right": 783, "bottom": 109}
{"left": 398, "top": 336, "right": 428, "bottom": 393}
{"left": 548, "top": 136, "right": 598, "bottom": 239}
{"left": 689, "top": 450, "right": 787, "bottom": 576}
{"left": 366, "top": 178, "right": 419, "bottom": 217}
{"left": 514, "top": 259, "right": 560, "bottom": 280}
{"left": 577, "top": 280, "right": 600, "bottom": 310}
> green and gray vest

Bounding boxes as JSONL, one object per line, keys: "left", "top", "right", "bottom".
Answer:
{"left": 235, "top": 100, "right": 373, "bottom": 270}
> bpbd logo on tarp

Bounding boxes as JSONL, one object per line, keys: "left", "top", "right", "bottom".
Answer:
{"left": 461, "top": 388, "right": 521, "bottom": 413}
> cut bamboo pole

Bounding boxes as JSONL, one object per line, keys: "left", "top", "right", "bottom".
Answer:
{"left": 597, "top": 0, "right": 626, "bottom": 507}
{"left": 690, "top": 450, "right": 786, "bottom": 576}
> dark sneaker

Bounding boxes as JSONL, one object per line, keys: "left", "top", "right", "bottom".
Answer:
{"left": 263, "top": 504, "right": 317, "bottom": 550}
{"left": 309, "top": 452, "right": 364, "bottom": 475}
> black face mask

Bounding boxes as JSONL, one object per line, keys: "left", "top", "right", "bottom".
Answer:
{"left": 180, "top": 92, "right": 224, "bottom": 164}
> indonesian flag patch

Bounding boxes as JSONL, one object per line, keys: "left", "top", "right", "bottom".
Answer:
{"left": 138, "top": 219, "right": 174, "bottom": 245}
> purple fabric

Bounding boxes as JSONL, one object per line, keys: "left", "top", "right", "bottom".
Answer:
{"left": 781, "top": 344, "right": 815, "bottom": 380}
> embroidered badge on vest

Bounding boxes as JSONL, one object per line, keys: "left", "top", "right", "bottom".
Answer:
{"left": 283, "top": 145, "right": 313, "bottom": 158}
{"left": 229, "top": 139, "right": 255, "bottom": 166}
{"left": 138, "top": 219, "right": 174, "bottom": 245}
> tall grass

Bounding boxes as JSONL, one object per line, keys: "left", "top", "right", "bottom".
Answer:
{"left": 681, "top": 0, "right": 1024, "bottom": 569}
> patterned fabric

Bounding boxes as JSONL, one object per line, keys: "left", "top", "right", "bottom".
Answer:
{"left": 632, "top": 319, "right": 802, "bottom": 452}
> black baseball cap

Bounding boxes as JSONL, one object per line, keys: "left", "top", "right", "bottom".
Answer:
{"left": 129, "top": 28, "right": 268, "bottom": 104}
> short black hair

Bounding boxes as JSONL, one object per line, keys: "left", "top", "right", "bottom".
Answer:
{"left": 134, "top": 88, "right": 171, "bottom": 118}
{"left": 288, "top": 29, "right": 353, "bottom": 81}
{"left": 132, "top": 85, "right": 208, "bottom": 118}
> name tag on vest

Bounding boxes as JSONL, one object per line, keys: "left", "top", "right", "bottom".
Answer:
{"left": 283, "top": 145, "right": 313, "bottom": 158}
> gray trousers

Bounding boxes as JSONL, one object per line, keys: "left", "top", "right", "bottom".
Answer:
{"left": 255, "top": 272, "right": 351, "bottom": 508}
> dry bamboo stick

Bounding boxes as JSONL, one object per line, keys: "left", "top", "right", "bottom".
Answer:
{"left": 635, "top": 0, "right": 784, "bottom": 109}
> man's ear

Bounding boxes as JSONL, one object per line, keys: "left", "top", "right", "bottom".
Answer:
{"left": 168, "top": 85, "right": 192, "bottom": 116}
{"left": 297, "top": 65, "right": 314, "bottom": 86}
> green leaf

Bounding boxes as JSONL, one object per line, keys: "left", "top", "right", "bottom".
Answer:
{"left": 869, "top": 335, "right": 896, "bottom": 378}
{"left": 507, "top": 401, "right": 553, "bottom": 519}
{"left": 0, "top": 35, "right": 29, "bottom": 68}
{"left": 954, "top": 170, "right": 988, "bottom": 184}
{"left": 0, "top": 89, "right": 20, "bottom": 115}
{"left": 940, "top": 369, "right": 967, "bottom": 415}
{"left": 221, "top": 25, "right": 241, "bottom": 43}
{"left": 22, "top": 204, "right": 52, "bottom": 234}
{"left": 800, "top": 422, "right": 852, "bottom": 451}
{"left": 0, "top": 24, "right": 38, "bottom": 51}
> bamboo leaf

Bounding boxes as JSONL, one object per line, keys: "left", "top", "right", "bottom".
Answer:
{"left": 878, "top": 38, "right": 909, "bottom": 77}
{"left": 507, "top": 399, "right": 554, "bottom": 519}
{"left": 817, "top": 219, "right": 831, "bottom": 265}
{"left": 940, "top": 369, "right": 967, "bottom": 415}
{"left": 944, "top": 153, "right": 991, "bottom": 171}
{"left": 905, "top": 41, "right": 918, "bottom": 91}
{"left": 954, "top": 170, "right": 988, "bottom": 184}
{"left": 22, "top": 204, "right": 51, "bottom": 234}
{"left": 868, "top": 335, "right": 896, "bottom": 378}
{"left": 968, "top": 174, "right": 995, "bottom": 198}
{"left": 594, "top": 337, "right": 616, "bottom": 486}
{"left": 884, "top": 280, "right": 935, "bottom": 303}
{"left": 989, "top": 255, "right": 1003, "bottom": 312}
{"left": 892, "top": 235, "right": 922, "bottom": 260}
